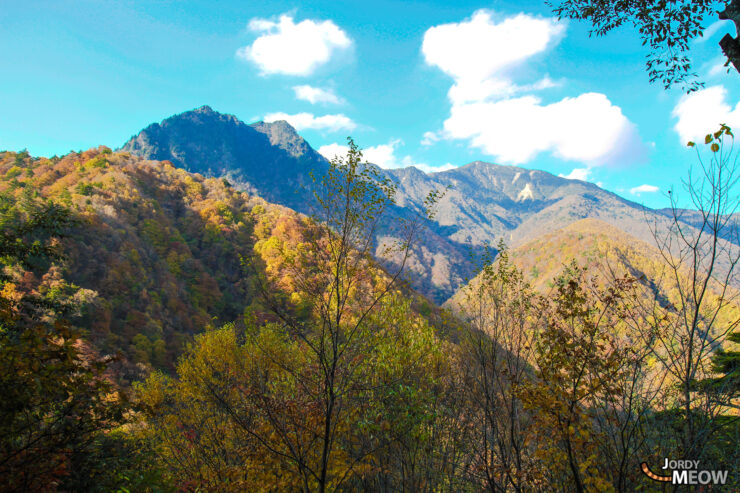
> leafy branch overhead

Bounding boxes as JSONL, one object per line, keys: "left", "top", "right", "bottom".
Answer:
{"left": 549, "top": 0, "right": 740, "bottom": 92}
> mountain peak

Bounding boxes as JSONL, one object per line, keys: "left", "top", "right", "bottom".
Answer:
{"left": 149, "top": 105, "right": 242, "bottom": 129}
{"left": 250, "top": 120, "right": 313, "bottom": 159}
{"left": 120, "top": 106, "right": 327, "bottom": 212}
{"left": 253, "top": 119, "right": 293, "bottom": 132}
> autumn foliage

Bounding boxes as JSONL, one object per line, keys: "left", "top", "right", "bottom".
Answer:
{"left": 0, "top": 129, "right": 738, "bottom": 491}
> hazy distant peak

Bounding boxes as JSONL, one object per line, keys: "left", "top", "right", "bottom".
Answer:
{"left": 388, "top": 165, "right": 428, "bottom": 181}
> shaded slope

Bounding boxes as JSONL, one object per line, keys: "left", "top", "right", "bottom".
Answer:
{"left": 121, "top": 105, "right": 326, "bottom": 212}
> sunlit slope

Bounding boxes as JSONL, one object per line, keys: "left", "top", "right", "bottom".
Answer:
{"left": 446, "top": 218, "right": 740, "bottom": 337}
{"left": 1, "top": 147, "right": 449, "bottom": 376}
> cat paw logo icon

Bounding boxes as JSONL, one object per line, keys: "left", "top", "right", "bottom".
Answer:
{"left": 641, "top": 462, "right": 671, "bottom": 482}
{"left": 641, "top": 459, "right": 729, "bottom": 486}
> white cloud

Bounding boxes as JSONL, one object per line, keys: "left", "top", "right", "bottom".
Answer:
{"left": 421, "top": 131, "right": 440, "bottom": 146}
{"left": 264, "top": 112, "right": 356, "bottom": 132}
{"left": 708, "top": 61, "right": 730, "bottom": 78}
{"left": 422, "top": 11, "right": 643, "bottom": 166}
{"left": 422, "top": 10, "right": 564, "bottom": 104}
{"left": 447, "top": 75, "right": 560, "bottom": 105}
{"left": 672, "top": 85, "right": 740, "bottom": 143}
{"left": 318, "top": 139, "right": 451, "bottom": 173}
{"left": 443, "top": 92, "right": 642, "bottom": 165}
{"left": 317, "top": 143, "right": 349, "bottom": 161}
{"left": 630, "top": 184, "right": 659, "bottom": 195}
{"left": 559, "top": 168, "right": 590, "bottom": 181}
{"left": 237, "top": 14, "right": 352, "bottom": 76}
{"left": 696, "top": 20, "right": 729, "bottom": 44}
{"left": 362, "top": 141, "right": 400, "bottom": 168}
{"left": 293, "top": 85, "right": 344, "bottom": 104}
{"left": 318, "top": 140, "right": 402, "bottom": 167}
{"left": 414, "top": 163, "right": 458, "bottom": 174}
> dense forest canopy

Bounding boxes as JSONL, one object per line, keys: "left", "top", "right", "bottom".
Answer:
{"left": 1, "top": 125, "right": 738, "bottom": 490}
{"left": 2, "top": 0, "right": 740, "bottom": 488}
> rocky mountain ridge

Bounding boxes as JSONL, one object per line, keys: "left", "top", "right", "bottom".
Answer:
{"left": 121, "top": 106, "right": 737, "bottom": 302}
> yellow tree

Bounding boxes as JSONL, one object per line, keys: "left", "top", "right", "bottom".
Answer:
{"left": 147, "top": 137, "right": 446, "bottom": 492}
{"left": 519, "top": 264, "right": 635, "bottom": 493}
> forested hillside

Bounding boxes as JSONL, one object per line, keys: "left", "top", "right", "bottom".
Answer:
{"left": 1, "top": 130, "right": 737, "bottom": 492}
{"left": 0, "top": 147, "right": 444, "bottom": 374}
{"left": 447, "top": 217, "right": 740, "bottom": 346}
{"left": 122, "top": 107, "right": 740, "bottom": 304}
{"left": 1, "top": 147, "right": 263, "bottom": 372}
{"left": 0, "top": 142, "right": 459, "bottom": 490}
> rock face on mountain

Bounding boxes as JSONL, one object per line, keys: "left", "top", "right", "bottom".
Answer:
{"left": 121, "top": 106, "right": 327, "bottom": 212}
{"left": 385, "top": 161, "right": 664, "bottom": 249}
{"left": 122, "top": 106, "right": 735, "bottom": 303}
{"left": 379, "top": 162, "right": 683, "bottom": 301}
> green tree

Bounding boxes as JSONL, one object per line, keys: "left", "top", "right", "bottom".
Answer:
{"left": 137, "top": 296, "right": 451, "bottom": 492}
{"left": 247, "top": 137, "right": 442, "bottom": 492}
{"left": 0, "top": 193, "right": 131, "bottom": 491}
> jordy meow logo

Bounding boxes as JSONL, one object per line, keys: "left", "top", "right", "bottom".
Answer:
{"left": 641, "top": 459, "right": 729, "bottom": 486}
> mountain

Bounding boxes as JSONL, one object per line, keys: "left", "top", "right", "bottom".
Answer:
{"left": 444, "top": 218, "right": 740, "bottom": 342}
{"left": 386, "top": 161, "right": 667, "bottom": 248}
{"left": 120, "top": 107, "right": 477, "bottom": 301}
{"left": 0, "top": 147, "right": 448, "bottom": 379}
{"left": 121, "top": 105, "right": 327, "bottom": 212}
{"left": 121, "top": 106, "right": 738, "bottom": 303}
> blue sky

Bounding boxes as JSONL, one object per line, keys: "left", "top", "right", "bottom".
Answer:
{"left": 1, "top": 0, "right": 738, "bottom": 209}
